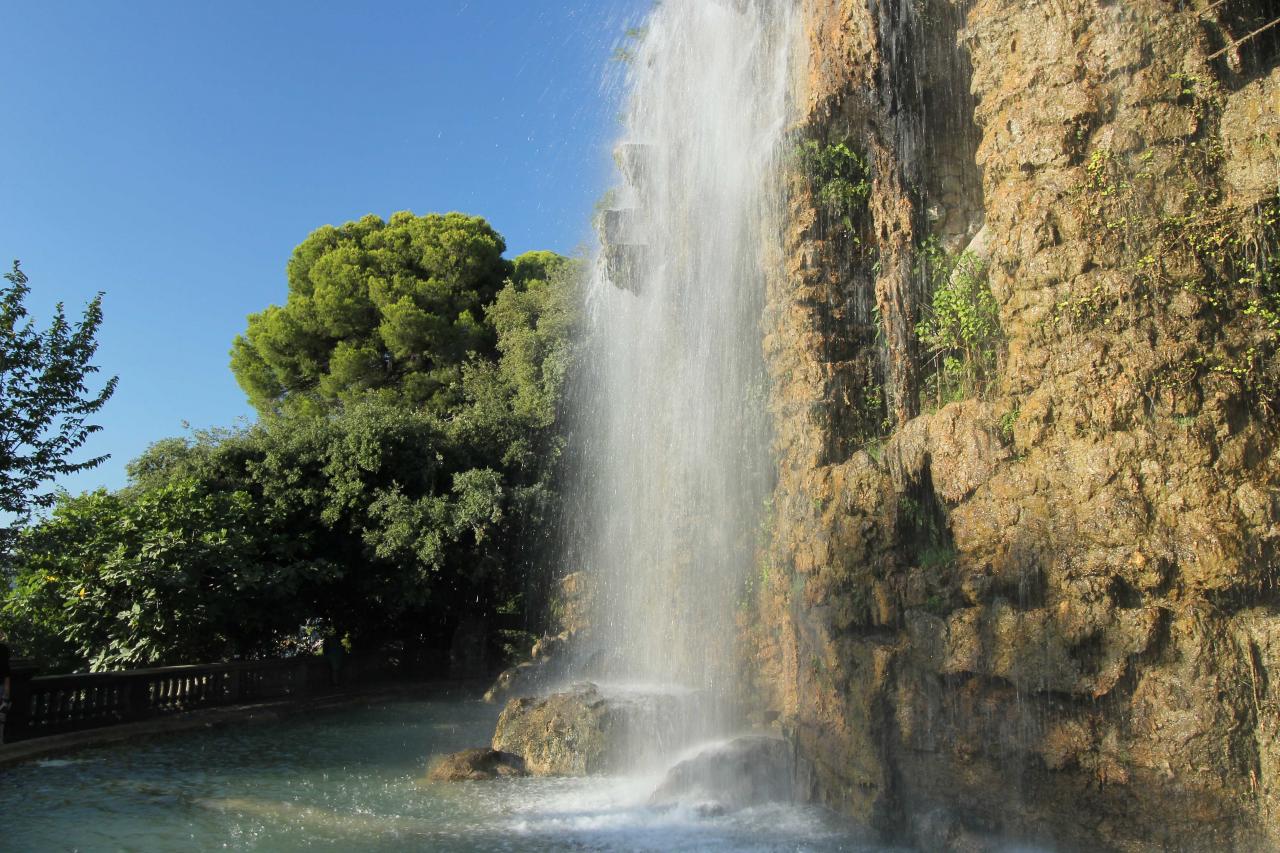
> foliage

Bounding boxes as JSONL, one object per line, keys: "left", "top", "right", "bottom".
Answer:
{"left": 7, "top": 220, "right": 584, "bottom": 672}
{"left": 1155, "top": 188, "right": 1280, "bottom": 396}
{"left": 449, "top": 251, "right": 583, "bottom": 611}
{"left": 230, "top": 212, "right": 512, "bottom": 416}
{"left": 897, "top": 489, "right": 957, "bottom": 592}
{"left": 1, "top": 481, "right": 312, "bottom": 671}
{"left": 792, "top": 138, "right": 883, "bottom": 440}
{"left": 914, "top": 240, "right": 1001, "bottom": 405}
{"left": 0, "top": 261, "right": 117, "bottom": 541}
{"left": 795, "top": 138, "right": 872, "bottom": 236}
{"left": 454, "top": 252, "right": 580, "bottom": 458}
{"left": 7, "top": 401, "right": 512, "bottom": 671}
{"left": 922, "top": 593, "right": 950, "bottom": 615}
{"left": 998, "top": 407, "right": 1020, "bottom": 445}
{"left": 847, "top": 369, "right": 890, "bottom": 450}
{"left": 1071, "top": 71, "right": 1280, "bottom": 409}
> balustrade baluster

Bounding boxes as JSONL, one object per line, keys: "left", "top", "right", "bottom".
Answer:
{"left": 4, "top": 651, "right": 397, "bottom": 743}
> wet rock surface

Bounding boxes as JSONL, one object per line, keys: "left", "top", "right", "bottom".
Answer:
{"left": 490, "top": 683, "right": 691, "bottom": 776}
{"left": 426, "top": 748, "right": 527, "bottom": 782}
{"left": 649, "top": 736, "right": 793, "bottom": 812}
{"left": 553, "top": 571, "right": 595, "bottom": 636}
{"left": 484, "top": 573, "right": 598, "bottom": 705}
{"left": 483, "top": 630, "right": 576, "bottom": 705}
{"left": 746, "top": 1, "right": 1280, "bottom": 850}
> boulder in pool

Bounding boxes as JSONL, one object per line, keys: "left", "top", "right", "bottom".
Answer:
{"left": 491, "top": 682, "right": 686, "bottom": 776}
{"left": 427, "top": 748, "right": 527, "bottom": 781}
{"left": 649, "top": 735, "right": 792, "bottom": 810}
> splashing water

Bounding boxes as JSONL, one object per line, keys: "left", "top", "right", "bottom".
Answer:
{"left": 569, "top": 0, "right": 796, "bottom": 729}
{"left": 0, "top": 699, "right": 881, "bottom": 852}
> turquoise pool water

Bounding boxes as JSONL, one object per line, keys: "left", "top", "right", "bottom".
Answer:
{"left": 1, "top": 696, "right": 884, "bottom": 852}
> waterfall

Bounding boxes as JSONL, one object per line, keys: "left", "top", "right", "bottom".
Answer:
{"left": 569, "top": 0, "right": 797, "bottom": 729}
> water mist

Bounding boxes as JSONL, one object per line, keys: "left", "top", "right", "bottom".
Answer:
{"left": 568, "top": 0, "right": 797, "bottom": 744}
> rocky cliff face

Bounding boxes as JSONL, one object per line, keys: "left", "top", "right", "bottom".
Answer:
{"left": 748, "top": 1, "right": 1280, "bottom": 849}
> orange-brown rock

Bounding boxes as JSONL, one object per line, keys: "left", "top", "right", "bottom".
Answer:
{"left": 426, "top": 749, "right": 526, "bottom": 782}
{"left": 744, "top": 1, "right": 1280, "bottom": 850}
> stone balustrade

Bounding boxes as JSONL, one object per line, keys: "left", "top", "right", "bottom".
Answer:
{"left": 1, "top": 652, "right": 410, "bottom": 744}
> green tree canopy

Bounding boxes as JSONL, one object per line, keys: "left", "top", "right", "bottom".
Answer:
{"left": 0, "top": 261, "right": 116, "bottom": 541}
{"left": 230, "top": 212, "right": 511, "bottom": 415}
{"left": 452, "top": 250, "right": 581, "bottom": 466}
{"left": 4, "top": 401, "right": 496, "bottom": 670}
{"left": 4, "top": 217, "right": 586, "bottom": 673}
{"left": 1, "top": 481, "right": 316, "bottom": 671}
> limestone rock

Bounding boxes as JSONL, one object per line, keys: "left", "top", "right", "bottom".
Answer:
{"left": 490, "top": 683, "right": 687, "bottom": 776}
{"left": 483, "top": 662, "right": 541, "bottom": 705}
{"left": 649, "top": 736, "right": 793, "bottom": 811}
{"left": 482, "top": 629, "right": 576, "bottom": 704}
{"left": 747, "top": 0, "right": 1280, "bottom": 849}
{"left": 553, "top": 572, "right": 594, "bottom": 635}
{"left": 1220, "top": 67, "right": 1280, "bottom": 205}
{"left": 426, "top": 748, "right": 527, "bottom": 782}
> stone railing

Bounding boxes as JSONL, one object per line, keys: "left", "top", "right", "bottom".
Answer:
{"left": 1, "top": 651, "right": 410, "bottom": 744}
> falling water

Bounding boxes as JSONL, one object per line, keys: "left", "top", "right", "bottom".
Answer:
{"left": 570, "top": 0, "right": 797, "bottom": 728}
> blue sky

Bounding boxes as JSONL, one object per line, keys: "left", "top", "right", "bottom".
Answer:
{"left": 1, "top": 0, "right": 641, "bottom": 497}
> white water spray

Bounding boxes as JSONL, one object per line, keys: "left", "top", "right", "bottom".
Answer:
{"left": 570, "top": 0, "right": 797, "bottom": 729}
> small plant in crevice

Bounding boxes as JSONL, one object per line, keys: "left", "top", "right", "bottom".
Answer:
{"left": 740, "top": 531, "right": 775, "bottom": 613}
{"left": 922, "top": 593, "right": 950, "bottom": 616}
{"left": 897, "top": 484, "right": 959, "bottom": 614}
{"left": 795, "top": 137, "right": 873, "bottom": 243}
{"left": 897, "top": 483, "right": 956, "bottom": 575}
{"left": 1076, "top": 144, "right": 1280, "bottom": 408}
{"left": 1171, "top": 192, "right": 1280, "bottom": 406}
{"left": 848, "top": 371, "right": 891, "bottom": 451}
{"left": 914, "top": 238, "right": 1002, "bottom": 407}
{"left": 918, "top": 543, "right": 958, "bottom": 571}
{"left": 998, "top": 407, "right": 1020, "bottom": 445}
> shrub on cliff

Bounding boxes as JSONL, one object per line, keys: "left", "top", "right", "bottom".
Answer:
{"left": 795, "top": 138, "right": 872, "bottom": 237}
{"left": 915, "top": 241, "right": 1001, "bottom": 405}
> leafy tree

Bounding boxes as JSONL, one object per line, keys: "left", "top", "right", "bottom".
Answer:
{"left": 450, "top": 252, "right": 582, "bottom": 607}
{"left": 0, "top": 261, "right": 116, "bottom": 539}
{"left": 6, "top": 404, "right": 460, "bottom": 670}
{"left": 230, "top": 212, "right": 511, "bottom": 415}
{"left": 4, "top": 220, "right": 586, "bottom": 672}
{"left": 1, "top": 481, "right": 318, "bottom": 671}
{"left": 453, "top": 251, "right": 581, "bottom": 461}
{"left": 5, "top": 395, "right": 544, "bottom": 670}
{"left": 124, "top": 402, "right": 466, "bottom": 634}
